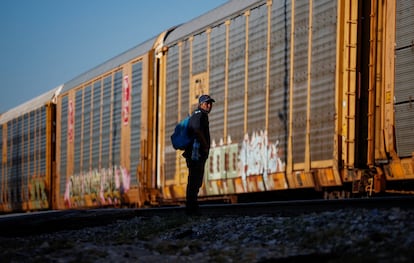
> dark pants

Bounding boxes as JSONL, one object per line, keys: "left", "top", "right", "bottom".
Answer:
{"left": 185, "top": 158, "right": 206, "bottom": 211}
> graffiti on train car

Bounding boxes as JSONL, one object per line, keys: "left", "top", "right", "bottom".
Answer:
{"left": 28, "top": 175, "right": 49, "bottom": 209}
{"left": 238, "top": 130, "right": 285, "bottom": 177}
{"left": 64, "top": 166, "right": 130, "bottom": 208}
{"left": 204, "top": 130, "right": 287, "bottom": 196}
{"left": 123, "top": 75, "right": 130, "bottom": 126}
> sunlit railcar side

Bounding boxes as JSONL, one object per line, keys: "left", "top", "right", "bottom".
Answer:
{"left": 338, "top": 0, "right": 414, "bottom": 194}
{"left": 380, "top": 0, "right": 414, "bottom": 191}
{"left": 158, "top": 0, "right": 342, "bottom": 202}
{"left": 156, "top": 0, "right": 414, "bottom": 202}
{"left": 54, "top": 38, "right": 159, "bottom": 209}
{"left": 1, "top": 0, "right": 413, "bottom": 213}
{"left": 0, "top": 86, "right": 62, "bottom": 213}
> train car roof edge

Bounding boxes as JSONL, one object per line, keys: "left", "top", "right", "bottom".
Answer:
{"left": 0, "top": 85, "right": 63, "bottom": 124}
{"left": 61, "top": 0, "right": 262, "bottom": 94}
{"left": 164, "top": 0, "right": 262, "bottom": 46}
{"left": 61, "top": 36, "right": 158, "bottom": 94}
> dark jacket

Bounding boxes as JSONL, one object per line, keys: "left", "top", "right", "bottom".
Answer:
{"left": 183, "top": 108, "right": 211, "bottom": 161}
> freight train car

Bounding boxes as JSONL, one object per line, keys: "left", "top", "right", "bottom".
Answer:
{"left": 53, "top": 35, "right": 168, "bottom": 209}
{"left": 0, "top": 86, "right": 62, "bottom": 212}
{"left": 158, "top": 0, "right": 414, "bottom": 202}
{"left": 1, "top": 0, "right": 413, "bottom": 212}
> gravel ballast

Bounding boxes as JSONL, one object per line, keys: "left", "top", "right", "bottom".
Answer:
{"left": 1, "top": 207, "right": 414, "bottom": 262}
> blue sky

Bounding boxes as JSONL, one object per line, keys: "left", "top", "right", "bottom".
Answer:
{"left": 0, "top": 0, "right": 227, "bottom": 113}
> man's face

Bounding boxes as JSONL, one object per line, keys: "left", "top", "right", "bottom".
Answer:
{"left": 200, "top": 101, "right": 213, "bottom": 113}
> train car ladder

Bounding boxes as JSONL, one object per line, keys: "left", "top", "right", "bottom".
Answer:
{"left": 340, "top": 0, "right": 359, "bottom": 169}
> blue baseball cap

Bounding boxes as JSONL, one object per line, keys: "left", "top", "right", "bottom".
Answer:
{"left": 199, "top": 94, "right": 215, "bottom": 104}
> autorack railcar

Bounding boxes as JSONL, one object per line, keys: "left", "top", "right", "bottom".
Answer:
{"left": 0, "top": 86, "right": 62, "bottom": 212}
{"left": 53, "top": 35, "right": 168, "bottom": 209}
{"left": 1, "top": 0, "right": 414, "bottom": 213}
{"left": 158, "top": 0, "right": 414, "bottom": 202}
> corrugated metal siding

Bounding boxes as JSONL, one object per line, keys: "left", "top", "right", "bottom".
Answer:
{"left": 396, "top": 0, "right": 414, "bottom": 49}
{"left": 29, "top": 112, "right": 35, "bottom": 182}
{"left": 395, "top": 0, "right": 414, "bottom": 104}
{"left": 395, "top": 47, "right": 414, "bottom": 104}
{"left": 227, "top": 14, "right": 246, "bottom": 144}
{"left": 395, "top": 103, "right": 414, "bottom": 157}
{"left": 74, "top": 89, "right": 82, "bottom": 174}
{"left": 22, "top": 115, "right": 29, "bottom": 201}
{"left": 247, "top": 5, "right": 267, "bottom": 132}
{"left": 4, "top": 106, "right": 48, "bottom": 205}
{"left": 310, "top": 0, "right": 336, "bottom": 161}
{"left": 130, "top": 61, "right": 142, "bottom": 185}
{"left": 165, "top": 45, "right": 180, "bottom": 181}
{"left": 59, "top": 96, "right": 68, "bottom": 197}
{"left": 164, "top": 0, "right": 339, "bottom": 188}
{"left": 395, "top": 0, "right": 414, "bottom": 158}
{"left": 181, "top": 40, "right": 191, "bottom": 114}
{"left": 101, "top": 76, "right": 112, "bottom": 168}
{"left": 92, "top": 81, "right": 101, "bottom": 168}
{"left": 209, "top": 24, "right": 226, "bottom": 143}
{"left": 112, "top": 71, "right": 123, "bottom": 167}
{"left": 59, "top": 69, "right": 128, "bottom": 204}
{"left": 192, "top": 32, "right": 207, "bottom": 75}
{"left": 39, "top": 108, "right": 47, "bottom": 177}
{"left": 82, "top": 86, "right": 92, "bottom": 170}
{"left": 7, "top": 123, "right": 15, "bottom": 203}
{"left": 292, "top": 1, "right": 309, "bottom": 164}
{"left": 268, "top": 0, "right": 291, "bottom": 157}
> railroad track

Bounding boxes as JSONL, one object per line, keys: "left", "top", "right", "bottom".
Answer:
{"left": 1, "top": 196, "right": 413, "bottom": 237}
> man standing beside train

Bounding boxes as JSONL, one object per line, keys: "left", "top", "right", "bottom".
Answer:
{"left": 183, "top": 94, "right": 215, "bottom": 215}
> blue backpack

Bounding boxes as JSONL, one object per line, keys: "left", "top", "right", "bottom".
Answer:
{"left": 171, "top": 115, "right": 193, "bottom": 150}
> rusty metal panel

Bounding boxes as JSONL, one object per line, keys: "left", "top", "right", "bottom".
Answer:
{"left": 395, "top": 103, "right": 414, "bottom": 157}
{"left": 396, "top": 0, "right": 414, "bottom": 49}
{"left": 310, "top": 0, "right": 337, "bottom": 161}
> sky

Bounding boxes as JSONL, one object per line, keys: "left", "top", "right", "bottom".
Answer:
{"left": 0, "top": 0, "right": 228, "bottom": 113}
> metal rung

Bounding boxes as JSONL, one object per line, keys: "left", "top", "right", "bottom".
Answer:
{"left": 346, "top": 68, "right": 356, "bottom": 72}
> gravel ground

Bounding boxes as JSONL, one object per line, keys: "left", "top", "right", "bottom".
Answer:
{"left": 1, "top": 207, "right": 414, "bottom": 262}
